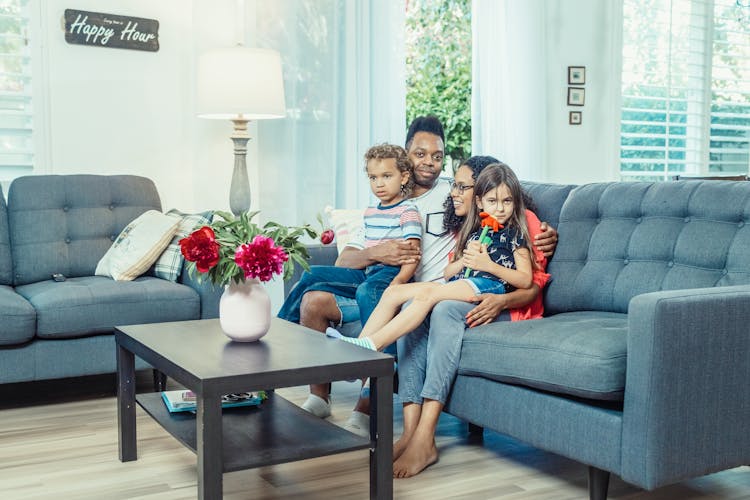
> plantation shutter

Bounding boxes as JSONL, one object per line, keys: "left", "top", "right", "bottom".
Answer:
{"left": 0, "top": 0, "right": 33, "bottom": 183}
{"left": 620, "top": 0, "right": 750, "bottom": 181}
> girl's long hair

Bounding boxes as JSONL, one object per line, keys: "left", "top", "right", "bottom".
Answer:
{"left": 452, "top": 163, "right": 536, "bottom": 267}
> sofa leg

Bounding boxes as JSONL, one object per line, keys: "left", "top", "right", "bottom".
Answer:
{"left": 467, "top": 422, "right": 484, "bottom": 436}
{"left": 588, "top": 466, "right": 610, "bottom": 500}
{"left": 152, "top": 369, "right": 167, "bottom": 392}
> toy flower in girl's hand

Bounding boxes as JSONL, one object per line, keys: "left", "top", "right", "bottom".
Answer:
{"left": 464, "top": 212, "right": 503, "bottom": 278}
{"left": 179, "top": 210, "right": 319, "bottom": 286}
{"left": 178, "top": 226, "right": 220, "bottom": 273}
{"left": 234, "top": 235, "right": 289, "bottom": 282}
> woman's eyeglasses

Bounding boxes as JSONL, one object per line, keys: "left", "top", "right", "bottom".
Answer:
{"left": 450, "top": 182, "right": 474, "bottom": 194}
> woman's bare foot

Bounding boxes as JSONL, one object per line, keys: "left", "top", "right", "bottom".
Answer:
{"left": 392, "top": 433, "right": 438, "bottom": 478}
{"left": 393, "top": 434, "right": 412, "bottom": 461}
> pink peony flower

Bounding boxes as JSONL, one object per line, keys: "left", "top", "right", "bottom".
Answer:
{"left": 234, "top": 235, "right": 289, "bottom": 282}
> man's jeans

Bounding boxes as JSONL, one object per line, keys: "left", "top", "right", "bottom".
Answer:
{"left": 397, "top": 300, "right": 509, "bottom": 405}
{"left": 277, "top": 263, "right": 398, "bottom": 331}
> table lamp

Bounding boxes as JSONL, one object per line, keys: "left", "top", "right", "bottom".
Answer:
{"left": 196, "top": 46, "right": 286, "bottom": 215}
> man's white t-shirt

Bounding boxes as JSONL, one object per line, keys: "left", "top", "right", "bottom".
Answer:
{"left": 409, "top": 177, "right": 453, "bottom": 282}
{"left": 346, "top": 177, "right": 454, "bottom": 283}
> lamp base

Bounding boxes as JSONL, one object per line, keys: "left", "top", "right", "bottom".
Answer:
{"left": 229, "top": 118, "right": 251, "bottom": 216}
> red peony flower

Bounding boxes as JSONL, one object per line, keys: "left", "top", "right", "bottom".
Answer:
{"left": 179, "top": 226, "right": 220, "bottom": 273}
{"left": 320, "top": 229, "right": 335, "bottom": 245}
{"left": 234, "top": 235, "right": 289, "bottom": 282}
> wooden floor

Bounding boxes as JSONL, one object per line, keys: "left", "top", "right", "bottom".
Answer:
{"left": 0, "top": 373, "right": 747, "bottom": 499}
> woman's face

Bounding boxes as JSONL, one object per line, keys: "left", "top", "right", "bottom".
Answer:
{"left": 451, "top": 165, "right": 476, "bottom": 217}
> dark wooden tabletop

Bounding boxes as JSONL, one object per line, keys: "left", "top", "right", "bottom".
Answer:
{"left": 115, "top": 317, "right": 394, "bottom": 393}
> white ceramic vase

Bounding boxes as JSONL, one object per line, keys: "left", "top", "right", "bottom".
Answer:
{"left": 219, "top": 278, "right": 271, "bottom": 342}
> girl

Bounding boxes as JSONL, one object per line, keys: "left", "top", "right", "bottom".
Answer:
{"left": 336, "top": 162, "right": 536, "bottom": 352}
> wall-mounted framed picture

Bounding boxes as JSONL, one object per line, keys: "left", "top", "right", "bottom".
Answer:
{"left": 568, "top": 66, "right": 585, "bottom": 84}
{"left": 568, "top": 87, "right": 585, "bottom": 106}
{"left": 569, "top": 111, "right": 582, "bottom": 125}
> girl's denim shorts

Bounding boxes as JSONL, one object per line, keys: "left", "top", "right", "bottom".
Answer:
{"left": 463, "top": 276, "right": 506, "bottom": 295}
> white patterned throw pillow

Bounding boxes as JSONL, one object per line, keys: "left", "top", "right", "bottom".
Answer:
{"left": 95, "top": 210, "right": 180, "bottom": 281}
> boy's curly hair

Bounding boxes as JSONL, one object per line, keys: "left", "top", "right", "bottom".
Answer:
{"left": 364, "top": 143, "right": 415, "bottom": 195}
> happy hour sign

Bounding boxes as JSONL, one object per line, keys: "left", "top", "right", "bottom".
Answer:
{"left": 64, "top": 9, "right": 159, "bottom": 52}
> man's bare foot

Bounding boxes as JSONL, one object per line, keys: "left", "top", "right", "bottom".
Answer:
{"left": 392, "top": 434, "right": 412, "bottom": 461}
{"left": 392, "top": 435, "right": 438, "bottom": 478}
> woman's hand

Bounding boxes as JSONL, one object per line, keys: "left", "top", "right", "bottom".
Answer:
{"left": 462, "top": 241, "right": 493, "bottom": 273}
{"left": 465, "top": 293, "right": 507, "bottom": 327}
{"left": 534, "top": 222, "right": 558, "bottom": 258}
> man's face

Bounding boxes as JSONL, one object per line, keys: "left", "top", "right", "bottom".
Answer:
{"left": 407, "top": 132, "right": 445, "bottom": 190}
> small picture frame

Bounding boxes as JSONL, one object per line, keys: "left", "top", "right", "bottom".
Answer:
{"left": 568, "top": 87, "right": 585, "bottom": 106}
{"left": 568, "top": 66, "right": 586, "bottom": 85}
{"left": 569, "top": 111, "right": 582, "bottom": 125}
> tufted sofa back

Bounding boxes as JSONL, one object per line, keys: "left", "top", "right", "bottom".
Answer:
{"left": 8, "top": 175, "right": 161, "bottom": 286}
{"left": 0, "top": 186, "right": 12, "bottom": 285}
{"left": 545, "top": 180, "right": 750, "bottom": 314}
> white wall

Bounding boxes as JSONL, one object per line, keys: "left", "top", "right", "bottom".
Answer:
{"left": 33, "top": 0, "right": 243, "bottom": 213}
{"left": 542, "top": 0, "right": 623, "bottom": 184}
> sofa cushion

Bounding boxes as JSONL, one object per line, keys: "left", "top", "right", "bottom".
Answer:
{"left": 0, "top": 284, "right": 36, "bottom": 345}
{"left": 8, "top": 175, "right": 162, "bottom": 286}
{"left": 15, "top": 276, "right": 200, "bottom": 339}
{"left": 0, "top": 186, "right": 12, "bottom": 285}
{"left": 458, "top": 311, "right": 628, "bottom": 401}
{"left": 95, "top": 210, "right": 180, "bottom": 281}
{"left": 546, "top": 181, "right": 750, "bottom": 314}
{"left": 521, "top": 181, "right": 576, "bottom": 230}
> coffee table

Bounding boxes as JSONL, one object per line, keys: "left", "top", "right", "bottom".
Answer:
{"left": 116, "top": 318, "right": 393, "bottom": 499}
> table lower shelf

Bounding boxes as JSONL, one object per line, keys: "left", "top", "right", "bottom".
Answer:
{"left": 136, "top": 392, "right": 370, "bottom": 472}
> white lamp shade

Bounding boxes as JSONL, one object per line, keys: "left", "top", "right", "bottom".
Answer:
{"left": 196, "top": 47, "right": 286, "bottom": 120}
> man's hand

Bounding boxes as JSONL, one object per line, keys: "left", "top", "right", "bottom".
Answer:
{"left": 368, "top": 239, "right": 421, "bottom": 266}
{"left": 465, "top": 293, "right": 508, "bottom": 327}
{"left": 534, "top": 222, "right": 558, "bottom": 258}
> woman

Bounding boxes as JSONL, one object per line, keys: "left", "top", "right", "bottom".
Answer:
{"left": 392, "top": 155, "right": 553, "bottom": 478}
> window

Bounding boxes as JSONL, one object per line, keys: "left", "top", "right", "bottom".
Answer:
{"left": 620, "top": 0, "right": 750, "bottom": 181}
{"left": 0, "top": 0, "right": 33, "bottom": 184}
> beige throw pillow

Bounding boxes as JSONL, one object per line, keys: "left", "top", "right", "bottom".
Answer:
{"left": 95, "top": 210, "right": 180, "bottom": 281}
{"left": 325, "top": 205, "right": 364, "bottom": 254}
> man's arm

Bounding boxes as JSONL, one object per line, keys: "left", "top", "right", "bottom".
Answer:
{"left": 534, "top": 222, "right": 558, "bottom": 258}
{"left": 335, "top": 239, "right": 421, "bottom": 269}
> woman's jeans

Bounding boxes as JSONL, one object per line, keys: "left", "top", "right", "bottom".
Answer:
{"left": 277, "top": 263, "right": 398, "bottom": 332}
{"left": 397, "top": 300, "right": 509, "bottom": 405}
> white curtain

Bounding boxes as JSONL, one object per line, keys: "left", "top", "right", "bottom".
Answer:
{"left": 254, "top": 0, "right": 405, "bottom": 228}
{"left": 471, "top": 0, "right": 547, "bottom": 181}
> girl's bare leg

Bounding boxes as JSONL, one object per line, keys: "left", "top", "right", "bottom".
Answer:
{"left": 358, "top": 282, "right": 437, "bottom": 338}
{"left": 368, "top": 281, "right": 475, "bottom": 350}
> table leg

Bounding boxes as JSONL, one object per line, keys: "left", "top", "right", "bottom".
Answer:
{"left": 196, "top": 393, "right": 223, "bottom": 500}
{"left": 370, "top": 375, "right": 393, "bottom": 500}
{"left": 117, "top": 344, "right": 137, "bottom": 462}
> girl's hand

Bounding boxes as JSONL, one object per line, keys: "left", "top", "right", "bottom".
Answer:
{"left": 465, "top": 294, "right": 507, "bottom": 327}
{"left": 462, "top": 241, "right": 493, "bottom": 273}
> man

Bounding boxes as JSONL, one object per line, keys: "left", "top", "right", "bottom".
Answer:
{"left": 278, "top": 115, "right": 558, "bottom": 436}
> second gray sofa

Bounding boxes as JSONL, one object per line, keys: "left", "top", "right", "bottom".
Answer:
{"left": 0, "top": 174, "right": 222, "bottom": 386}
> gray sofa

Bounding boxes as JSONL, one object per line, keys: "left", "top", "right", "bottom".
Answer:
{"left": 295, "top": 179, "right": 750, "bottom": 499}
{"left": 0, "top": 174, "right": 221, "bottom": 386}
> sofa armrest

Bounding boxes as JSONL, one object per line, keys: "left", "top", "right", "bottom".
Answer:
{"left": 621, "top": 285, "right": 750, "bottom": 488}
{"left": 179, "top": 265, "right": 222, "bottom": 319}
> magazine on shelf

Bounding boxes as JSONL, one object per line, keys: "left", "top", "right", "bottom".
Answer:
{"left": 161, "top": 390, "right": 267, "bottom": 413}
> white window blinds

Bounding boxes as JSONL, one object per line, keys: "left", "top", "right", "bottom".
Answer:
{"left": 620, "top": 0, "right": 750, "bottom": 180}
{"left": 0, "top": 0, "right": 33, "bottom": 183}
